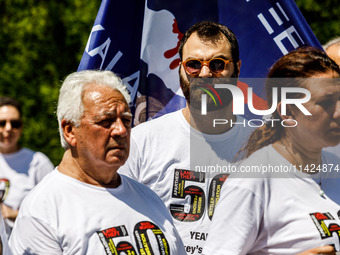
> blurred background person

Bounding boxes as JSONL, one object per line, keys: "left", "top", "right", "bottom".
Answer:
{"left": 203, "top": 47, "right": 340, "bottom": 255}
{"left": 0, "top": 96, "right": 54, "bottom": 237}
{"left": 324, "top": 37, "right": 340, "bottom": 66}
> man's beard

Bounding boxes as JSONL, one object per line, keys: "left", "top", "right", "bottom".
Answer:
{"left": 180, "top": 73, "right": 191, "bottom": 104}
{"left": 179, "top": 71, "right": 239, "bottom": 112}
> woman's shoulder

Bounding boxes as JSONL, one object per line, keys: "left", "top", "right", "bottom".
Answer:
{"left": 322, "top": 150, "right": 340, "bottom": 164}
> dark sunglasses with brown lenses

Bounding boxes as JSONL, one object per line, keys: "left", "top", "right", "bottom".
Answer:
{"left": 182, "top": 58, "right": 233, "bottom": 75}
{"left": 0, "top": 119, "right": 23, "bottom": 129}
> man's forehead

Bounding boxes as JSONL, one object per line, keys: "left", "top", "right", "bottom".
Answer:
{"left": 183, "top": 32, "right": 232, "bottom": 58}
{"left": 327, "top": 43, "right": 340, "bottom": 54}
{"left": 83, "top": 86, "right": 129, "bottom": 111}
{"left": 190, "top": 31, "right": 229, "bottom": 45}
{"left": 91, "top": 98, "right": 129, "bottom": 112}
{"left": 326, "top": 45, "right": 340, "bottom": 66}
{"left": 84, "top": 85, "right": 125, "bottom": 102}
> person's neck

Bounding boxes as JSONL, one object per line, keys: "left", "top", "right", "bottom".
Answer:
{"left": 273, "top": 138, "right": 322, "bottom": 173}
{"left": 182, "top": 104, "right": 236, "bottom": 134}
{"left": 0, "top": 145, "right": 20, "bottom": 154}
{"left": 58, "top": 150, "right": 121, "bottom": 188}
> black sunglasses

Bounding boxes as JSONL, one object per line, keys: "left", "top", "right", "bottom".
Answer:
{"left": 0, "top": 119, "right": 23, "bottom": 129}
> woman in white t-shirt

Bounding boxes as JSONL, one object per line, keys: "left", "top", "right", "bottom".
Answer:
{"left": 0, "top": 97, "right": 54, "bottom": 236}
{"left": 203, "top": 47, "right": 340, "bottom": 255}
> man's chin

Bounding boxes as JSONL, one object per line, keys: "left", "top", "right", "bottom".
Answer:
{"left": 108, "top": 160, "right": 127, "bottom": 169}
{"left": 106, "top": 151, "right": 128, "bottom": 164}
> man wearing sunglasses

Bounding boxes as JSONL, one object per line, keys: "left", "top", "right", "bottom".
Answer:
{"left": 119, "top": 21, "right": 253, "bottom": 254}
{"left": 0, "top": 97, "right": 54, "bottom": 237}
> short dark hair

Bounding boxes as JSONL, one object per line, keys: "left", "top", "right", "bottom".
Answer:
{"left": 0, "top": 97, "right": 22, "bottom": 117}
{"left": 178, "top": 20, "right": 239, "bottom": 63}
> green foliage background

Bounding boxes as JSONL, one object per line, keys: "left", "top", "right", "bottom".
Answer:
{"left": 0, "top": 0, "right": 338, "bottom": 165}
{"left": 0, "top": 0, "right": 101, "bottom": 165}
{"left": 295, "top": 0, "right": 340, "bottom": 45}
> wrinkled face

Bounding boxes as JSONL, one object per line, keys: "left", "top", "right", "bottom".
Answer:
{"left": 291, "top": 72, "right": 340, "bottom": 149}
{"left": 0, "top": 105, "right": 22, "bottom": 153}
{"left": 73, "top": 85, "right": 132, "bottom": 170}
{"left": 180, "top": 32, "right": 240, "bottom": 107}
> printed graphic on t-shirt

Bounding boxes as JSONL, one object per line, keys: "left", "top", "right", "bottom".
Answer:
{"left": 0, "top": 178, "right": 10, "bottom": 202}
{"left": 170, "top": 169, "right": 228, "bottom": 222}
{"left": 310, "top": 212, "right": 340, "bottom": 251}
{"left": 97, "top": 221, "right": 170, "bottom": 255}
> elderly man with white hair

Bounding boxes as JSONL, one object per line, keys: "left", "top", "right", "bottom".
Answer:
{"left": 9, "top": 70, "right": 185, "bottom": 255}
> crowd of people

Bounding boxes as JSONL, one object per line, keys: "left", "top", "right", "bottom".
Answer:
{"left": 0, "top": 20, "right": 339, "bottom": 255}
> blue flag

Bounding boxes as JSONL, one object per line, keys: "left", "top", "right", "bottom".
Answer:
{"left": 78, "top": 0, "right": 321, "bottom": 125}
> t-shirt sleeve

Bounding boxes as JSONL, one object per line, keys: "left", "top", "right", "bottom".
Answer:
{"left": 32, "top": 152, "right": 55, "bottom": 183}
{"left": 9, "top": 215, "right": 62, "bottom": 255}
{"left": 203, "top": 178, "right": 264, "bottom": 255}
{"left": 118, "top": 137, "right": 141, "bottom": 181}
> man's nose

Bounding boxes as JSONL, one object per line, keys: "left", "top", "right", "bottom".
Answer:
{"left": 198, "top": 64, "right": 213, "bottom": 78}
{"left": 110, "top": 118, "right": 128, "bottom": 137}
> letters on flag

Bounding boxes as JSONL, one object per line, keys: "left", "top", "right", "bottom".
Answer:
{"left": 78, "top": 0, "right": 321, "bottom": 125}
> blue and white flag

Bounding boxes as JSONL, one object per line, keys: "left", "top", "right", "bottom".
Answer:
{"left": 78, "top": 0, "right": 321, "bottom": 125}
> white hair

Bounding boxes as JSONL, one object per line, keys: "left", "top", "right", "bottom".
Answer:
{"left": 57, "top": 70, "right": 131, "bottom": 150}
{"left": 323, "top": 36, "right": 340, "bottom": 50}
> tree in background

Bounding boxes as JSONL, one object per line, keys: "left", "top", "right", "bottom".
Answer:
{"left": 295, "top": 0, "right": 340, "bottom": 45}
{"left": 0, "top": 0, "right": 337, "bottom": 165}
{"left": 0, "top": 0, "right": 101, "bottom": 165}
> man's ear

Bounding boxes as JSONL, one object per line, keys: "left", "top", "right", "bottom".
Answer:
{"left": 61, "top": 119, "right": 77, "bottom": 147}
{"left": 277, "top": 102, "right": 296, "bottom": 126}
{"left": 236, "top": 60, "right": 241, "bottom": 77}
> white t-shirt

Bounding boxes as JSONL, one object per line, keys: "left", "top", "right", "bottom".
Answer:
{"left": 324, "top": 144, "right": 340, "bottom": 158}
{"left": 203, "top": 145, "right": 340, "bottom": 255}
{"left": 119, "top": 110, "right": 254, "bottom": 254}
{"left": 314, "top": 151, "right": 340, "bottom": 205}
{"left": 0, "top": 213, "right": 12, "bottom": 255}
{"left": 0, "top": 148, "right": 54, "bottom": 233}
{"left": 9, "top": 169, "right": 186, "bottom": 255}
